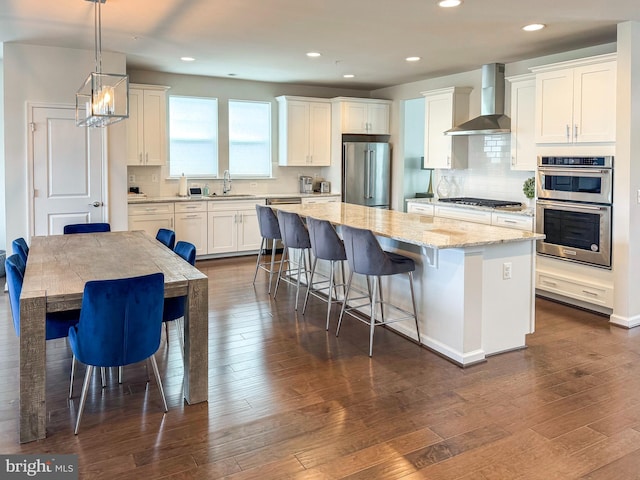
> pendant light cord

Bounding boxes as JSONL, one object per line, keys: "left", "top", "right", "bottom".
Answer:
{"left": 94, "top": 0, "right": 102, "bottom": 75}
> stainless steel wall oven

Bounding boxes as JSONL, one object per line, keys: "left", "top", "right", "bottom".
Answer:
{"left": 536, "top": 156, "right": 613, "bottom": 268}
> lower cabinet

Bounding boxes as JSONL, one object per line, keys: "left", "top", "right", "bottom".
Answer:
{"left": 207, "top": 200, "right": 262, "bottom": 255}
{"left": 175, "top": 202, "right": 208, "bottom": 255}
{"left": 128, "top": 202, "right": 175, "bottom": 237}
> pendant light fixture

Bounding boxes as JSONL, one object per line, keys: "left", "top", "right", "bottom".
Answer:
{"left": 76, "top": 0, "right": 129, "bottom": 127}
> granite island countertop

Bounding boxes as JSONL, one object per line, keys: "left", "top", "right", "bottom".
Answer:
{"left": 273, "top": 202, "right": 544, "bottom": 250}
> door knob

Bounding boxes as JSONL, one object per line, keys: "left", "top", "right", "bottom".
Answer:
{"left": 89, "top": 201, "right": 102, "bottom": 207}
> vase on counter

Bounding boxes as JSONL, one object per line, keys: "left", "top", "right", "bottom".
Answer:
{"left": 436, "top": 176, "right": 451, "bottom": 199}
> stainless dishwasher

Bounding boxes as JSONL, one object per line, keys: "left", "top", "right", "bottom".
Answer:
{"left": 264, "top": 197, "right": 301, "bottom": 250}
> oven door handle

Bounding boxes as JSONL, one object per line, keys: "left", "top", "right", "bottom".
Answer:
{"left": 537, "top": 200, "right": 608, "bottom": 211}
{"left": 538, "top": 168, "right": 610, "bottom": 175}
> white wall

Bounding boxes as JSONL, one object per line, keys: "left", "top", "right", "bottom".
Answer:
{"left": 128, "top": 69, "right": 366, "bottom": 196}
{"left": 0, "top": 59, "right": 5, "bottom": 251}
{"left": 3, "top": 43, "right": 128, "bottom": 248}
{"left": 402, "top": 97, "right": 428, "bottom": 207}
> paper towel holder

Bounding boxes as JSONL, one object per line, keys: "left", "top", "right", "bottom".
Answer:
{"left": 178, "top": 173, "right": 188, "bottom": 197}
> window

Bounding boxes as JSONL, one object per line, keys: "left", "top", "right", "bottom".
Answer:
{"left": 228, "top": 100, "right": 271, "bottom": 177}
{"left": 169, "top": 96, "right": 218, "bottom": 177}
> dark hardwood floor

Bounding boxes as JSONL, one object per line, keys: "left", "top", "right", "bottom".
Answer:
{"left": 2, "top": 255, "right": 640, "bottom": 479}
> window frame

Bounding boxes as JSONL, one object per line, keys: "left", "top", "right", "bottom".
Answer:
{"left": 227, "top": 98, "right": 273, "bottom": 178}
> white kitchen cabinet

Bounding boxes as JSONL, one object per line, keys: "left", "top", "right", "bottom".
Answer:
{"left": 207, "top": 200, "right": 262, "bottom": 254}
{"left": 334, "top": 97, "right": 391, "bottom": 134}
{"left": 301, "top": 195, "right": 340, "bottom": 204}
{"left": 421, "top": 87, "right": 472, "bottom": 169}
{"left": 175, "top": 202, "right": 208, "bottom": 255}
{"left": 507, "top": 74, "right": 537, "bottom": 171}
{"left": 434, "top": 205, "right": 492, "bottom": 224}
{"left": 406, "top": 202, "right": 434, "bottom": 216}
{"left": 127, "top": 84, "right": 169, "bottom": 166}
{"left": 532, "top": 54, "right": 616, "bottom": 144}
{"left": 128, "top": 202, "right": 174, "bottom": 237}
{"left": 277, "top": 96, "right": 331, "bottom": 166}
{"left": 491, "top": 212, "right": 533, "bottom": 231}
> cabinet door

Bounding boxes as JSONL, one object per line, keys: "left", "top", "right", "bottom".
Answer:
{"left": 126, "top": 89, "right": 144, "bottom": 165}
{"left": 308, "top": 102, "right": 331, "bottom": 166}
{"left": 283, "top": 101, "right": 311, "bottom": 166}
{"left": 535, "top": 70, "right": 574, "bottom": 143}
{"left": 573, "top": 62, "right": 616, "bottom": 143}
{"left": 237, "top": 208, "right": 262, "bottom": 251}
{"left": 175, "top": 212, "right": 208, "bottom": 255}
{"left": 341, "top": 102, "right": 369, "bottom": 133}
{"left": 367, "top": 103, "right": 390, "bottom": 134}
{"left": 128, "top": 214, "right": 173, "bottom": 238}
{"left": 142, "top": 89, "right": 167, "bottom": 165}
{"left": 424, "top": 94, "right": 454, "bottom": 169}
{"left": 207, "top": 211, "right": 237, "bottom": 254}
{"left": 509, "top": 78, "right": 537, "bottom": 171}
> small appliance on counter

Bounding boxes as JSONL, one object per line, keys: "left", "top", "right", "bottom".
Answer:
{"left": 313, "top": 179, "right": 331, "bottom": 193}
{"left": 299, "top": 176, "right": 313, "bottom": 194}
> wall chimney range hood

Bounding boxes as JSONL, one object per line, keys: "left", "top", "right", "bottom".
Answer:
{"left": 445, "top": 63, "right": 510, "bottom": 136}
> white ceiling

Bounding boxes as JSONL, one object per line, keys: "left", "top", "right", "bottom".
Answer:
{"left": 1, "top": 0, "right": 638, "bottom": 90}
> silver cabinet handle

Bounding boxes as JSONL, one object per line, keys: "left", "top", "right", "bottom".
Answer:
{"left": 566, "top": 124, "right": 570, "bottom": 141}
{"left": 139, "top": 153, "right": 143, "bottom": 164}
{"left": 145, "top": 152, "right": 149, "bottom": 164}
{"left": 574, "top": 124, "right": 578, "bottom": 141}
{"left": 185, "top": 214, "right": 199, "bottom": 218}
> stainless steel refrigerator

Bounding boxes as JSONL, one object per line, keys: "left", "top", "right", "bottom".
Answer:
{"left": 342, "top": 142, "right": 390, "bottom": 208}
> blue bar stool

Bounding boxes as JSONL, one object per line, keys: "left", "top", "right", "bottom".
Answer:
{"left": 337, "top": 225, "right": 421, "bottom": 357}
{"left": 253, "top": 205, "right": 283, "bottom": 294}
{"left": 302, "top": 217, "right": 347, "bottom": 330}
{"left": 274, "top": 210, "right": 312, "bottom": 310}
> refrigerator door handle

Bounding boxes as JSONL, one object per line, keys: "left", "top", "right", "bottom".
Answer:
{"left": 364, "top": 149, "right": 370, "bottom": 199}
{"left": 369, "top": 151, "right": 375, "bottom": 199}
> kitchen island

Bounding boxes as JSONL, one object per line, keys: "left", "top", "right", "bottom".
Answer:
{"left": 274, "top": 202, "right": 544, "bottom": 366}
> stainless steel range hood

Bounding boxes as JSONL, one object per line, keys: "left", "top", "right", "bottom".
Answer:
{"left": 445, "top": 63, "right": 510, "bottom": 136}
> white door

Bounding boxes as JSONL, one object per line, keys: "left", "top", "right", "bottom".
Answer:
{"left": 31, "top": 105, "right": 105, "bottom": 236}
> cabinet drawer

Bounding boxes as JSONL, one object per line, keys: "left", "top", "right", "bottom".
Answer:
{"left": 407, "top": 203, "right": 434, "bottom": 216}
{"left": 491, "top": 212, "right": 533, "bottom": 231}
{"left": 208, "top": 200, "right": 261, "bottom": 211}
{"left": 128, "top": 202, "right": 174, "bottom": 216}
{"left": 302, "top": 196, "right": 340, "bottom": 204}
{"left": 536, "top": 271, "right": 612, "bottom": 307}
{"left": 175, "top": 201, "right": 206, "bottom": 213}
{"left": 434, "top": 206, "right": 491, "bottom": 224}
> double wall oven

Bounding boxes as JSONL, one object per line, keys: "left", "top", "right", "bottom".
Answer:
{"left": 536, "top": 156, "right": 613, "bottom": 268}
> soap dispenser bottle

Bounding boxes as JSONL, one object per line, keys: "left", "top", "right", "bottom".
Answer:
{"left": 203, "top": 184, "right": 210, "bottom": 196}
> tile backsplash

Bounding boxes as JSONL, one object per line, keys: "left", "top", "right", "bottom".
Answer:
{"left": 434, "top": 135, "right": 534, "bottom": 203}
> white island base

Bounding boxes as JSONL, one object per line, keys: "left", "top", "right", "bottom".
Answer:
{"left": 376, "top": 237, "right": 536, "bottom": 366}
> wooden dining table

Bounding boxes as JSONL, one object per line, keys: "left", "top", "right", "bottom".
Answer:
{"left": 19, "top": 230, "right": 209, "bottom": 443}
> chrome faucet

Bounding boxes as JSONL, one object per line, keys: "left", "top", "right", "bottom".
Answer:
{"left": 222, "top": 169, "right": 232, "bottom": 194}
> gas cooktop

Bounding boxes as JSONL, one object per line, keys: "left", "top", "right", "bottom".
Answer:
{"left": 438, "top": 197, "right": 522, "bottom": 208}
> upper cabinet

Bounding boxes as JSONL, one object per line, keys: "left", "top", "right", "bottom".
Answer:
{"left": 127, "top": 84, "right": 170, "bottom": 166}
{"left": 421, "top": 87, "right": 471, "bottom": 169}
{"left": 334, "top": 97, "right": 391, "bottom": 134}
{"left": 277, "top": 96, "right": 332, "bottom": 166}
{"left": 532, "top": 54, "right": 616, "bottom": 144}
{"left": 507, "top": 74, "right": 536, "bottom": 171}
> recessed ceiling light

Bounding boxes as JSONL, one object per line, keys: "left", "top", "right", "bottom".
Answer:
{"left": 343, "top": 74, "right": 355, "bottom": 78}
{"left": 306, "top": 52, "right": 321, "bottom": 58}
{"left": 180, "top": 56, "right": 195, "bottom": 62}
{"left": 522, "top": 23, "right": 546, "bottom": 32}
{"left": 437, "top": 0, "right": 462, "bottom": 7}
{"left": 406, "top": 56, "right": 421, "bottom": 62}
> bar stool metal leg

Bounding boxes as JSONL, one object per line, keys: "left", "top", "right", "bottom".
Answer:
{"left": 253, "top": 237, "right": 266, "bottom": 284}
{"left": 408, "top": 271, "right": 421, "bottom": 343}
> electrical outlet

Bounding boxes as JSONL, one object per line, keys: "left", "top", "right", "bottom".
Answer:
{"left": 129, "top": 174, "right": 135, "bottom": 183}
{"left": 503, "top": 262, "right": 512, "bottom": 280}
{"left": 151, "top": 174, "right": 158, "bottom": 183}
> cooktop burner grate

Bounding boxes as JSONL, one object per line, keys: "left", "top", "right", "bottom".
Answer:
{"left": 438, "top": 197, "right": 522, "bottom": 208}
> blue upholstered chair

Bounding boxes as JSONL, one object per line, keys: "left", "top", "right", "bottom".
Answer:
{"left": 302, "top": 217, "right": 347, "bottom": 330}
{"left": 337, "top": 225, "right": 421, "bottom": 357}
{"left": 69, "top": 272, "right": 168, "bottom": 434}
{"left": 163, "top": 241, "right": 196, "bottom": 352}
{"left": 63, "top": 223, "right": 111, "bottom": 234}
{"left": 156, "top": 228, "right": 176, "bottom": 250}
{"left": 274, "top": 210, "right": 312, "bottom": 310}
{"left": 11, "top": 238, "right": 29, "bottom": 264}
{"left": 253, "top": 205, "right": 282, "bottom": 294}
{"left": 5, "top": 254, "right": 79, "bottom": 340}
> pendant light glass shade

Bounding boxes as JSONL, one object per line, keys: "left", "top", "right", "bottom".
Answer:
{"left": 76, "top": 0, "right": 129, "bottom": 127}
